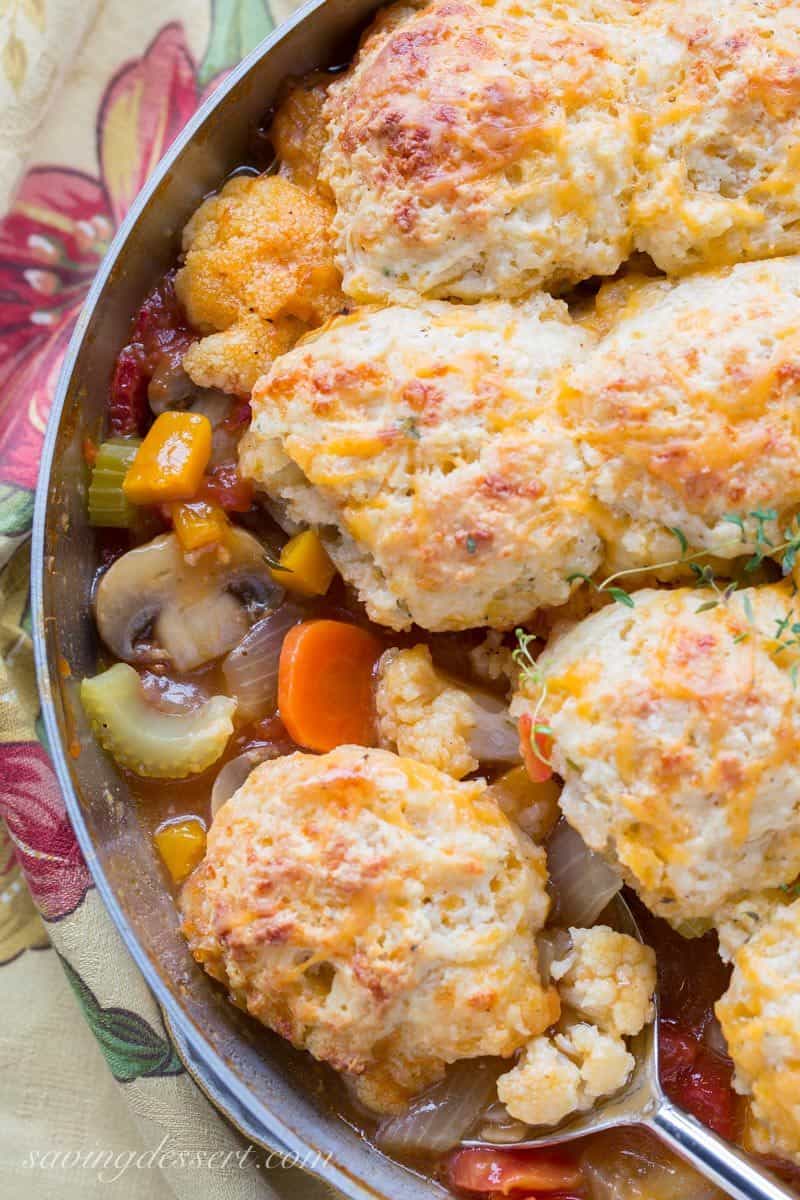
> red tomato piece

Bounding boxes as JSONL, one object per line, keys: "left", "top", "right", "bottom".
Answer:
{"left": 518, "top": 712, "right": 553, "bottom": 783}
{"left": 198, "top": 463, "right": 254, "bottom": 513}
{"left": 109, "top": 343, "right": 149, "bottom": 437}
{"left": 108, "top": 271, "right": 197, "bottom": 438}
{"left": 222, "top": 398, "right": 252, "bottom": 432}
{"left": 446, "top": 1148, "right": 582, "bottom": 1196}
{"left": 659, "top": 1020, "right": 737, "bottom": 1141}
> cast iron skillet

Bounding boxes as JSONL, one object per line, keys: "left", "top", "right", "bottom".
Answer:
{"left": 31, "top": 2, "right": 448, "bottom": 1196}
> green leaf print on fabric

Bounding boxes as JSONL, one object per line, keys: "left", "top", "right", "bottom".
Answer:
{"left": 0, "top": 484, "right": 34, "bottom": 537}
{"left": 199, "top": 0, "right": 274, "bottom": 86}
{"left": 60, "top": 954, "right": 184, "bottom": 1082}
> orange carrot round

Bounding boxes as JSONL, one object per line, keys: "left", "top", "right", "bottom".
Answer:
{"left": 518, "top": 712, "right": 554, "bottom": 783}
{"left": 278, "top": 620, "right": 383, "bottom": 752}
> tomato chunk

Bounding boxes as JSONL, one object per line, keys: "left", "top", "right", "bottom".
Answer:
{"left": 659, "top": 1020, "right": 737, "bottom": 1141}
{"left": 518, "top": 712, "right": 553, "bottom": 783}
{"left": 108, "top": 272, "right": 196, "bottom": 437}
{"left": 197, "top": 462, "right": 254, "bottom": 513}
{"left": 446, "top": 1148, "right": 582, "bottom": 1196}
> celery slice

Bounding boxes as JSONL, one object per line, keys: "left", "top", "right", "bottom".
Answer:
{"left": 80, "top": 663, "right": 237, "bottom": 778}
{"left": 88, "top": 439, "right": 141, "bottom": 528}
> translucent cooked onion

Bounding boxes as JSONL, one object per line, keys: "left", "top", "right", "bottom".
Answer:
{"left": 702, "top": 1017, "right": 730, "bottom": 1061}
{"left": 376, "top": 1058, "right": 506, "bottom": 1156}
{"left": 467, "top": 693, "right": 521, "bottom": 764}
{"left": 211, "top": 747, "right": 281, "bottom": 816}
{"left": 547, "top": 819, "right": 622, "bottom": 928}
{"left": 475, "top": 1101, "right": 531, "bottom": 1145}
{"left": 536, "top": 927, "right": 573, "bottom": 987}
{"left": 222, "top": 603, "right": 304, "bottom": 719}
{"left": 581, "top": 1134, "right": 722, "bottom": 1200}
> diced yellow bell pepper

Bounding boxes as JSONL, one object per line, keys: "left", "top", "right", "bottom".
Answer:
{"left": 123, "top": 411, "right": 212, "bottom": 505}
{"left": 154, "top": 817, "right": 207, "bottom": 884}
{"left": 272, "top": 529, "right": 337, "bottom": 597}
{"left": 171, "top": 498, "right": 230, "bottom": 552}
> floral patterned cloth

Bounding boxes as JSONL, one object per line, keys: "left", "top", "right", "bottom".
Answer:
{"left": 0, "top": 3, "right": 337, "bottom": 1198}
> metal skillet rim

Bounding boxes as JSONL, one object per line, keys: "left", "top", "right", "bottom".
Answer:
{"left": 30, "top": 4, "right": 441, "bottom": 1198}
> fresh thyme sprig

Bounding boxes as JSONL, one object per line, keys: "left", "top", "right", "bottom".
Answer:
{"left": 562, "top": 511, "right": 800, "bottom": 685}
{"left": 566, "top": 514, "right": 800, "bottom": 612}
{"left": 567, "top": 526, "right": 708, "bottom": 608}
{"left": 512, "top": 629, "right": 553, "bottom": 768}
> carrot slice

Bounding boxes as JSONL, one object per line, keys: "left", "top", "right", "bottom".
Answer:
{"left": 278, "top": 620, "right": 382, "bottom": 752}
{"left": 518, "top": 711, "right": 554, "bottom": 783}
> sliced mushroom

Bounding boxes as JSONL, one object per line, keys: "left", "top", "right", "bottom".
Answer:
{"left": 94, "top": 529, "right": 283, "bottom": 672}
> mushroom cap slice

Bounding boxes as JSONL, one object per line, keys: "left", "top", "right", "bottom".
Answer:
{"left": 94, "top": 529, "right": 282, "bottom": 673}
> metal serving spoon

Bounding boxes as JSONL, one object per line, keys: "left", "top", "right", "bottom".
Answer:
{"left": 464, "top": 895, "right": 797, "bottom": 1200}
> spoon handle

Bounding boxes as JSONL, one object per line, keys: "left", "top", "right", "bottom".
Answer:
{"left": 646, "top": 1097, "right": 797, "bottom": 1200}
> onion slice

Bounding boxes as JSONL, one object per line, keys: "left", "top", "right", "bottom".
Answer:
{"left": 536, "top": 927, "right": 573, "bottom": 987}
{"left": 546, "top": 819, "right": 622, "bottom": 928}
{"left": 211, "top": 745, "right": 289, "bottom": 817}
{"left": 376, "top": 1058, "right": 506, "bottom": 1156}
{"left": 468, "top": 693, "right": 521, "bottom": 764}
{"left": 222, "top": 602, "right": 304, "bottom": 719}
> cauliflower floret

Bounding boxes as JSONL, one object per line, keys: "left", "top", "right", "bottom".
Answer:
{"left": 175, "top": 174, "right": 344, "bottom": 396}
{"left": 498, "top": 1019, "right": 634, "bottom": 1128}
{"left": 375, "top": 646, "right": 479, "bottom": 779}
{"left": 375, "top": 645, "right": 520, "bottom": 779}
{"left": 272, "top": 73, "right": 332, "bottom": 195}
{"left": 550, "top": 926, "right": 656, "bottom": 1038}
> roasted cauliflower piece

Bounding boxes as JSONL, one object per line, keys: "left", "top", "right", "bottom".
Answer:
{"left": 550, "top": 925, "right": 656, "bottom": 1038}
{"left": 375, "top": 645, "right": 519, "bottom": 779}
{"left": 180, "top": 746, "right": 559, "bottom": 1114}
{"left": 717, "top": 897, "right": 800, "bottom": 1163}
{"left": 497, "top": 923, "right": 654, "bottom": 1127}
{"left": 497, "top": 1019, "right": 635, "bottom": 1128}
{"left": 175, "top": 174, "right": 344, "bottom": 395}
{"left": 272, "top": 72, "right": 332, "bottom": 194}
{"left": 375, "top": 646, "right": 482, "bottom": 779}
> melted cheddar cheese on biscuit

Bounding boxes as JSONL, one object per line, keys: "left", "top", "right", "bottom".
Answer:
{"left": 560, "top": 256, "right": 800, "bottom": 574}
{"left": 179, "top": 746, "right": 558, "bottom": 1114}
{"left": 320, "top": 0, "right": 800, "bottom": 303}
{"left": 514, "top": 585, "right": 800, "bottom": 932}
{"left": 633, "top": 0, "right": 800, "bottom": 274}
{"left": 239, "top": 296, "right": 601, "bottom": 631}
{"left": 320, "top": 0, "right": 638, "bottom": 302}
